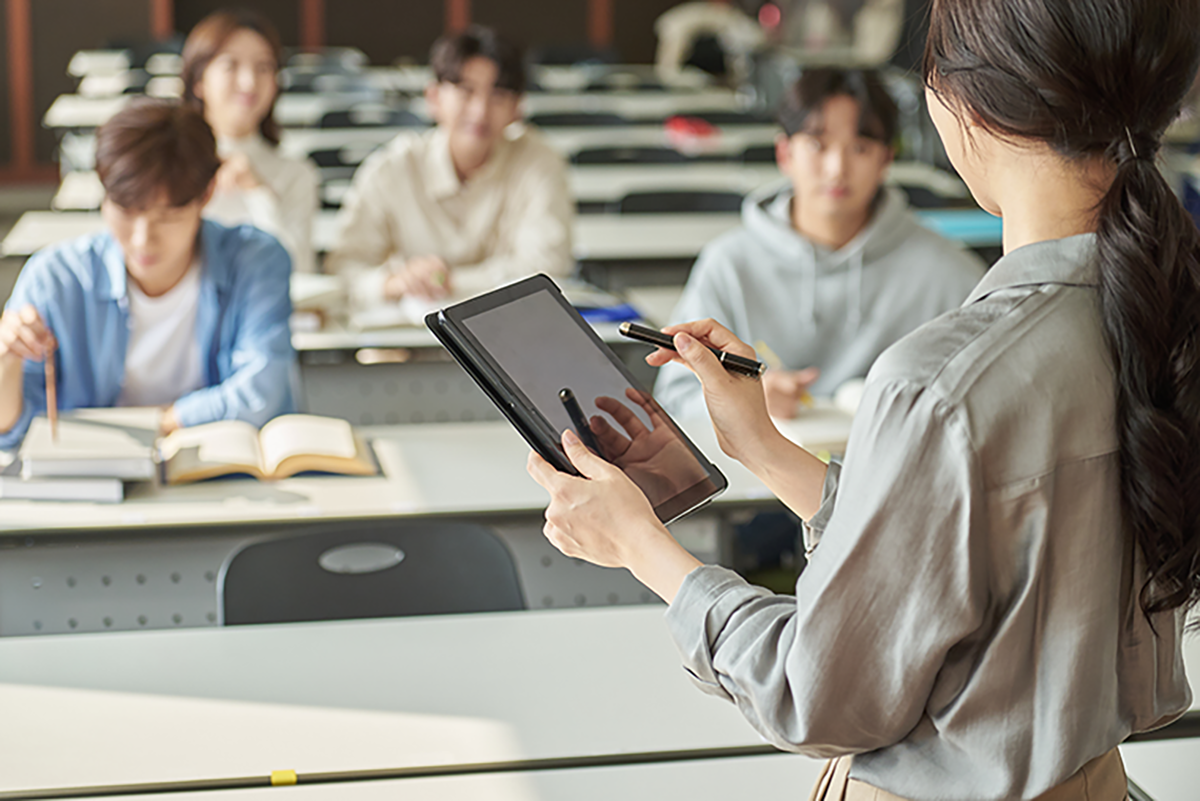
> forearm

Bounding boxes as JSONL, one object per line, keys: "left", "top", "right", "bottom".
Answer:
{"left": 739, "top": 426, "right": 830, "bottom": 522}
{"left": 0, "top": 357, "right": 25, "bottom": 433}
{"left": 622, "top": 518, "right": 704, "bottom": 604}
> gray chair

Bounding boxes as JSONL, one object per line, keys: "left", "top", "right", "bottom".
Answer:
{"left": 616, "top": 190, "right": 744, "bottom": 214}
{"left": 219, "top": 520, "right": 525, "bottom": 626}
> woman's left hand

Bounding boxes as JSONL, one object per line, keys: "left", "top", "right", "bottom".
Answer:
{"left": 527, "top": 429, "right": 703, "bottom": 602}
{"left": 216, "top": 153, "right": 264, "bottom": 192}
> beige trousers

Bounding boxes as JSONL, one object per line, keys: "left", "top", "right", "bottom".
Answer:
{"left": 808, "top": 748, "right": 1127, "bottom": 801}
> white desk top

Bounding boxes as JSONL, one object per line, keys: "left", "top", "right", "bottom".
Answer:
{"left": 88, "top": 754, "right": 824, "bottom": 801}
{"left": 0, "top": 414, "right": 847, "bottom": 534}
{"left": 45, "top": 88, "right": 744, "bottom": 131}
{"left": 5, "top": 204, "right": 997, "bottom": 263}
{"left": 58, "top": 123, "right": 780, "bottom": 175}
{"left": 292, "top": 318, "right": 629, "bottom": 351}
{"left": 44, "top": 92, "right": 387, "bottom": 130}
{"left": 0, "top": 578, "right": 1195, "bottom": 797}
{"left": 573, "top": 213, "right": 742, "bottom": 260}
{"left": 0, "top": 210, "right": 338, "bottom": 257}
{"left": 0, "top": 605, "right": 773, "bottom": 795}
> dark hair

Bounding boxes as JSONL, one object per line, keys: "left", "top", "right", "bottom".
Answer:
{"left": 430, "top": 25, "right": 526, "bottom": 94}
{"left": 181, "top": 8, "right": 283, "bottom": 145}
{"left": 96, "top": 99, "right": 220, "bottom": 209}
{"left": 924, "top": 0, "right": 1200, "bottom": 618}
{"left": 778, "top": 68, "right": 898, "bottom": 146}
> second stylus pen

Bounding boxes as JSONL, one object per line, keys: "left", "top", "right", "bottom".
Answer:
{"left": 619, "top": 322, "right": 767, "bottom": 379}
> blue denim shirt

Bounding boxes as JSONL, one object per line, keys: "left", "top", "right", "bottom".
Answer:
{"left": 0, "top": 219, "right": 296, "bottom": 449}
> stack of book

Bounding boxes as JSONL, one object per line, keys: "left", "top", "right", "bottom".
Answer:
{"left": 1, "top": 407, "right": 161, "bottom": 503}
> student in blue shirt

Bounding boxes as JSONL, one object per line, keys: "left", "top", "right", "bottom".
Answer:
{"left": 0, "top": 98, "right": 294, "bottom": 449}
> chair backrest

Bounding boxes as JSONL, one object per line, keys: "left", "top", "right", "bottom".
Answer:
{"left": 219, "top": 520, "right": 525, "bottom": 626}
{"left": 741, "top": 144, "right": 776, "bottom": 164}
{"left": 571, "top": 146, "right": 691, "bottom": 165}
{"left": 675, "top": 110, "right": 774, "bottom": 126}
{"left": 528, "top": 112, "right": 631, "bottom": 128}
{"left": 616, "top": 190, "right": 744, "bottom": 214}
{"left": 318, "top": 106, "right": 426, "bottom": 129}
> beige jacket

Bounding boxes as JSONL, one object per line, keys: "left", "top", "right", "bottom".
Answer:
{"left": 325, "top": 125, "right": 574, "bottom": 308}
{"left": 205, "top": 134, "right": 320, "bottom": 274}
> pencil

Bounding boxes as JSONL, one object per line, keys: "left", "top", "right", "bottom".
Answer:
{"left": 45, "top": 347, "right": 58, "bottom": 443}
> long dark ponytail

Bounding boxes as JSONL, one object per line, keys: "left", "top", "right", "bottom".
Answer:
{"left": 924, "top": 0, "right": 1200, "bottom": 617}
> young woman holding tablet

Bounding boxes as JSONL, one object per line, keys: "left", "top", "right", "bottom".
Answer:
{"left": 181, "top": 9, "right": 319, "bottom": 273}
{"left": 528, "top": 1, "right": 1200, "bottom": 798}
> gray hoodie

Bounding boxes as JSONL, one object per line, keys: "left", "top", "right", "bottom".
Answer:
{"left": 654, "top": 183, "right": 986, "bottom": 419}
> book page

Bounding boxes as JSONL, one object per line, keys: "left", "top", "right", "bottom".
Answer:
{"left": 159, "top": 420, "right": 264, "bottom": 473}
{"left": 259, "top": 415, "right": 357, "bottom": 476}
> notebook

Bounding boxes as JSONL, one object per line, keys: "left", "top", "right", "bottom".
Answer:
{"left": 19, "top": 407, "right": 160, "bottom": 481}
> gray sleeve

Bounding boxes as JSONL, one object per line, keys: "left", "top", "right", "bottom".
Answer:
{"left": 651, "top": 245, "right": 738, "bottom": 419}
{"left": 664, "top": 377, "right": 988, "bottom": 758}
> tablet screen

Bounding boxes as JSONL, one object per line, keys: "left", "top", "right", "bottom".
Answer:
{"left": 457, "top": 286, "right": 719, "bottom": 515}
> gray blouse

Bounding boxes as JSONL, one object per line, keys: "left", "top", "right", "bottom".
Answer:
{"left": 666, "top": 234, "right": 1191, "bottom": 800}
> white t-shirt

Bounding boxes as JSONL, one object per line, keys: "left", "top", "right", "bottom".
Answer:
{"left": 117, "top": 262, "right": 205, "bottom": 408}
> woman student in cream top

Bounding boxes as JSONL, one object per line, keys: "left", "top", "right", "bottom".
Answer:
{"left": 182, "top": 9, "right": 319, "bottom": 274}
{"left": 527, "top": 1, "right": 1200, "bottom": 799}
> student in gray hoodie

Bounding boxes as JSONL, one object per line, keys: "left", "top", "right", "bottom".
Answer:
{"left": 655, "top": 68, "right": 985, "bottom": 420}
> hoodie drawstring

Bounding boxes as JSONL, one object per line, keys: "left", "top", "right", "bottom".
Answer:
{"left": 844, "top": 250, "right": 864, "bottom": 333}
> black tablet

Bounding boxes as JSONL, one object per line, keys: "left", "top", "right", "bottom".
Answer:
{"left": 426, "top": 275, "right": 727, "bottom": 524}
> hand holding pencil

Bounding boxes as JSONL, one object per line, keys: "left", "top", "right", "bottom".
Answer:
{"left": 0, "top": 305, "right": 59, "bottom": 438}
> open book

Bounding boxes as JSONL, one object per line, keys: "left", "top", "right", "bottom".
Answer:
{"left": 159, "top": 414, "right": 378, "bottom": 485}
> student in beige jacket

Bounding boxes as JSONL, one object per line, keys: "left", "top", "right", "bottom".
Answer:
{"left": 326, "top": 26, "right": 574, "bottom": 310}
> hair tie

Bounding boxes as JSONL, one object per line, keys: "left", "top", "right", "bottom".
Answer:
{"left": 1124, "top": 127, "right": 1139, "bottom": 161}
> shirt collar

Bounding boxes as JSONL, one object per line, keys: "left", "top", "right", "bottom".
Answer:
{"left": 425, "top": 127, "right": 463, "bottom": 200}
{"left": 99, "top": 220, "right": 226, "bottom": 300}
{"left": 423, "top": 126, "right": 512, "bottom": 200}
{"left": 964, "top": 233, "right": 1099, "bottom": 306}
{"left": 217, "top": 132, "right": 269, "bottom": 159}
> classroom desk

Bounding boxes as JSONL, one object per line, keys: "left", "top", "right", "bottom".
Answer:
{"left": 55, "top": 123, "right": 781, "bottom": 176}
{"left": 44, "top": 87, "right": 742, "bottom": 133}
{"left": 292, "top": 318, "right": 660, "bottom": 425}
{"left": 0, "top": 210, "right": 339, "bottom": 258}
{"left": 85, "top": 754, "right": 824, "bottom": 801}
{"left": 0, "top": 413, "right": 848, "bottom": 635}
{"left": 44, "top": 92, "right": 388, "bottom": 131}
{"left": 3, "top": 207, "right": 999, "bottom": 267}
{"left": 0, "top": 596, "right": 1196, "bottom": 799}
{"left": 0, "top": 416, "right": 840, "bottom": 532}
{"left": 0, "top": 605, "right": 828, "bottom": 799}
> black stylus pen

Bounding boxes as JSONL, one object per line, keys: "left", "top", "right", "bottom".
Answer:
{"left": 619, "top": 322, "right": 767, "bottom": 379}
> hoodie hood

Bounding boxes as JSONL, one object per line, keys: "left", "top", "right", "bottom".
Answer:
{"left": 741, "top": 182, "right": 919, "bottom": 330}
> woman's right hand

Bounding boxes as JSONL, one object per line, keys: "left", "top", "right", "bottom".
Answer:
{"left": 0, "top": 305, "right": 55, "bottom": 364}
{"left": 646, "top": 319, "right": 781, "bottom": 467}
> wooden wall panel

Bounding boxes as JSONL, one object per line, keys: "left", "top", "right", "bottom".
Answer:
{"left": 473, "top": 0, "right": 588, "bottom": 57}
{"left": 325, "top": 0, "right": 443, "bottom": 65}
{"left": 0, "top": 1, "right": 12, "bottom": 168}
{"left": 612, "top": 0, "right": 678, "bottom": 63}
{"left": 174, "top": 0, "right": 300, "bottom": 46}
{"left": 29, "top": 0, "right": 152, "bottom": 163}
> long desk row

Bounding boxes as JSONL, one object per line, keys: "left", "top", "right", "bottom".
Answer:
{"left": 1, "top": 208, "right": 1003, "bottom": 262}
{"left": 52, "top": 160, "right": 971, "bottom": 212}
{"left": 0, "top": 604, "right": 826, "bottom": 799}
{"left": 44, "top": 88, "right": 751, "bottom": 132}
{"left": 57, "top": 123, "right": 783, "bottom": 176}
{"left": 0, "top": 585, "right": 1196, "bottom": 799}
{"left": 0, "top": 413, "right": 850, "bottom": 637}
